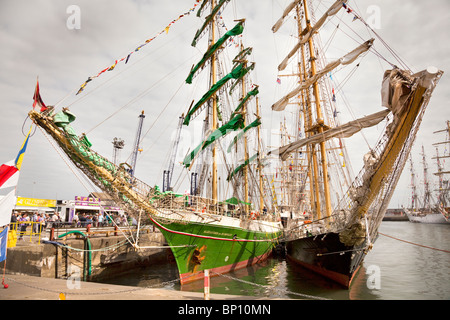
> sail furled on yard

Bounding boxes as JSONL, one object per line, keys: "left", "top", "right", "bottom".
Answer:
{"left": 192, "top": 0, "right": 231, "bottom": 47}
{"left": 269, "top": 108, "right": 391, "bottom": 161}
{"left": 272, "top": 39, "right": 374, "bottom": 111}
{"left": 227, "top": 153, "right": 259, "bottom": 181}
{"left": 275, "top": 0, "right": 348, "bottom": 71}
{"left": 183, "top": 114, "right": 245, "bottom": 167}
{"left": 231, "top": 85, "right": 259, "bottom": 116}
{"left": 184, "top": 62, "right": 255, "bottom": 125}
{"left": 186, "top": 21, "right": 245, "bottom": 84}
{"left": 227, "top": 117, "right": 261, "bottom": 153}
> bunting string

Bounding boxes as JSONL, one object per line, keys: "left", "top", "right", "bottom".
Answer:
{"left": 76, "top": 0, "right": 202, "bottom": 95}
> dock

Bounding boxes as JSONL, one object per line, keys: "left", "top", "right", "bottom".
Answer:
{"left": 1, "top": 225, "right": 290, "bottom": 301}
{"left": 1, "top": 274, "right": 267, "bottom": 300}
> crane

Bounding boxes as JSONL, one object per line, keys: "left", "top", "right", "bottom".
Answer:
{"left": 130, "top": 110, "right": 145, "bottom": 177}
{"left": 163, "top": 115, "right": 184, "bottom": 192}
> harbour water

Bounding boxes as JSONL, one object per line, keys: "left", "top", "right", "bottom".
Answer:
{"left": 97, "top": 221, "right": 450, "bottom": 300}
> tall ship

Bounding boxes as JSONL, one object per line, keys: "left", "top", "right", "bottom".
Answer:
{"left": 405, "top": 122, "right": 450, "bottom": 224}
{"left": 268, "top": 0, "right": 443, "bottom": 287}
{"left": 29, "top": 0, "right": 282, "bottom": 284}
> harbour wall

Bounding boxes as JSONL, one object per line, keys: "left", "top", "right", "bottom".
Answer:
{"left": 1, "top": 228, "right": 170, "bottom": 282}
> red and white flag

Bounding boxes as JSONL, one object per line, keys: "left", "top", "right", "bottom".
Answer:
{"left": 0, "top": 161, "right": 19, "bottom": 190}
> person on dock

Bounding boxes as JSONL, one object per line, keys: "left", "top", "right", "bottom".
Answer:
{"left": 18, "top": 213, "right": 29, "bottom": 240}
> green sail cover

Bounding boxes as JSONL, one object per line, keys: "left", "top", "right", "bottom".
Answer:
{"left": 184, "top": 63, "right": 254, "bottom": 126}
{"left": 53, "top": 110, "right": 117, "bottom": 179}
{"left": 196, "top": 0, "right": 210, "bottom": 17}
{"left": 226, "top": 152, "right": 259, "bottom": 181}
{"left": 183, "top": 114, "right": 244, "bottom": 167}
{"left": 228, "top": 63, "right": 255, "bottom": 94}
{"left": 231, "top": 86, "right": 259, "bottom": 117}
{"left": 186, "top": 21, "right": 245, "bottom": 84}
{"left": 231, "top": 47, "right": 253, "bottom": 70}
{"left": 220, "top": 196, "right": 251, "bottom": 206}
{"left": 192, "top": 0, "right": 231, "bottom": 47}
{"left": 227, "top": 117, "right": 261, "bottom": 153}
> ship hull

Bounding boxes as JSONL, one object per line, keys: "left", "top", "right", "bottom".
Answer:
{"left": 405, "top": 209, "right": 450, "bottom": 224}
{"left": 149, "top": 215, "right": 281, "bottom": 284}
{"left": 286, "top": 232, "right": 366, "bottom": 288}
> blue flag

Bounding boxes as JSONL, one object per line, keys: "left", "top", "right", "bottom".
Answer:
{"left": 0, "top": 227, "right": 8, "bottom": 262}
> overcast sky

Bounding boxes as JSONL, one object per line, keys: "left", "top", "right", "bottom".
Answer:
{"left": 1, "top": 0, "right": 449, "bottom": 208}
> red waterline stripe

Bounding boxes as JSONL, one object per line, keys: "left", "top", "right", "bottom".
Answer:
{"left": 148, "top": 215, "right": 280, "bottom": 243}
{"left": 179, "top": 250, "right": 272, "bottom": 284}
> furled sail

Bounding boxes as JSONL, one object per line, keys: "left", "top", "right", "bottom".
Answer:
{"left": 186, "top": 21, "right": 245, "bottom": 84}
{"left": 231, "top": 85, "right": 259, "bottom": 117}
{"left": 271, "top": 0, "right": 301, "bottom": 33}
{"left": 269, "top": 108, "right": 390, "bottom": 161}
{"left": 184, "top": 62, "right": 255, "bottom": 125}
{"left": 276, "top": 0, "right": 348, "bottom": 71}
{"left": 183, "top": 114, "right": 244, "bottom": 167}
{"left": 272, "top": 39, "right": 374, "bottom": 111}
{"left": 227, "top": 117, "right": 261, "bottom": 153}
{"left": 227, "top": 152, "right": 259, "bottom": 181}
{"left": 192, "top": 0, "right": 231, "bottom": 47}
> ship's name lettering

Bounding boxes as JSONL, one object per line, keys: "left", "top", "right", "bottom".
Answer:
{"left": 203, "top": 230, "right": 232, "bottom": 237}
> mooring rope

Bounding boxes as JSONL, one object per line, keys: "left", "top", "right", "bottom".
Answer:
{"left": 210, "top": 271, "right": 329, "bottom": 300}
{"left": 379, "top": 232, "right": 450, "bottom": 253}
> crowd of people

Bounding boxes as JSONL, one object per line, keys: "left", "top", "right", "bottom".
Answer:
{"left": 71, "top": 212, "right": 137, "bottom": 228}
{"left": 10, "top": 210, "right": 137, "bottom": 239}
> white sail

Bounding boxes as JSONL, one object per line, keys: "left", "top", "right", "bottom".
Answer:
{"left": 270, "top": 108, "right": 390, "bottom": 161}
{"left": 277, "top": 0, "right": 348, "bottom": 71}
{"left": 272, "top": 39, "right": 374, "bottom": 111}
{"left": 272, "top": 0, "right": 301, "bottom": 33}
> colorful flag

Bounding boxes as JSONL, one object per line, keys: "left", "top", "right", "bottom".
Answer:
{"left": 0, "top": 162, "right": 19, "bottom": 189}
{"left": 0, "top": 227, "right": 8, "bottom": 262}
{"left": 0, "top": 126, "right": 32, "bottom": 226}
{"left": 14, "top": 126, "right": 32, "bottom": 171}
{"left": 32, "top": 78, "right": 47, "bottom": 112}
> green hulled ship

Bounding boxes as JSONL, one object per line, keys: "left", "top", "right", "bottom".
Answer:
{"left": 29, "top": 0, "right": 283, "bottom": 284}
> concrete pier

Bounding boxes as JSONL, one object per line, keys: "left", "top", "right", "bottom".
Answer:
{"left": 1, "top": 274, "right": 265, "bottom": 300}
{"left": 1, "top": 226, "right": 169, "bottom": 281}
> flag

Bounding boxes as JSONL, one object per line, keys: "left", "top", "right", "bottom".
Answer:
{"left": 32, "top": 78, "right": 47, "bottom": 112}
{"left": 14, "top": 126, "right": 32, "bottom": 171}
{"left": 0, "top": 227, "right": 8, "bottom": 262}
{"left": 0, "top": 162, "right": 19, "bottom": 189}
{"left": 0, "top": 126, "right": 32, "bottom": 226}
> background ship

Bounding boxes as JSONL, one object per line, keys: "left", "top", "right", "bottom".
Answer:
{"left": 405, "top": 122, "right": 450, "bottom": 224}
{"left": 267, "top": 0, "right": 443, "bottom": 287}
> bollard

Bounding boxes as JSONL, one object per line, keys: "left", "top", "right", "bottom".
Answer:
{"left": 50, "top": 228, "right": 55, "bottom": 241}
{"left": 204, "top": 269, "right": 210, "bottom": 300}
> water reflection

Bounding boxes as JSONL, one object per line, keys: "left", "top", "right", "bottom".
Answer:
{"left": 97, "top": 222, "right": 450, "bottom": 300}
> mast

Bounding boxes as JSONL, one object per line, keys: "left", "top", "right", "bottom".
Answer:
{"left": 409, "top": 156, "right": 419, "bottom": 210}
{"left": 211, "top": 0, "right": 218, "bottom": 202}
{"left": 302, "top": 0, "right": 333, "bottom": 219}
{"left": 256, "top": 96, "right": 264, "bottom": 212}
{"left": 432, "top": 120, "right": 450, "bottom": 208}
{"left": 421, "top": 145, "right": 432, "bottom": 210}
{"left": 295, "top": 2, "right": 318, "bottom": 218}
{"left": 240, "top": 44, "right": 250, "bottom": 213}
